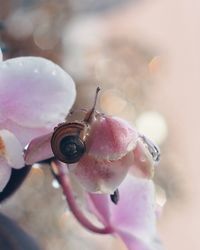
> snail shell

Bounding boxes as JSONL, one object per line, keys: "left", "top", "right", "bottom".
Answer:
{"left": 51, "top": 122, "right": 88, "bottom": 164}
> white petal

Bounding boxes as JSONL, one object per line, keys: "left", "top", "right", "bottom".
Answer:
{"left": 0, "top": 130, "right": 24, "bottom": 168}
{"left": 0, "top": 159, "right": 12, "bottom": 191}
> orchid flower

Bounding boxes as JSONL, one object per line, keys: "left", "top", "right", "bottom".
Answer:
{"left": 0, "top": 50, "right": 76, "bottom": 191}
{"left": 25, "top": 87, "right": 159, "bottom": 195}
{"left": 0, "top": 48, "right": 162, "bottom": 249}
{"left": 88, "top": 175, "right": 163, "bottom": 250}
{"left": 24, "top": 86, "right": 161, "bottom": 249}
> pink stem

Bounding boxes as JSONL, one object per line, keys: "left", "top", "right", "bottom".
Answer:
{"left": 51, "top": 161, "right": 114, "bottom": 235}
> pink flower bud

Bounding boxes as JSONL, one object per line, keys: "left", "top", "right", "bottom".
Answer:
{"left": 69, "top": 114, "right": 138, "bottom": 193}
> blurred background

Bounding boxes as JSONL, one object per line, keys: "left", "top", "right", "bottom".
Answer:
{"left": 0, "top": 0, "right": 199, "bottom": 249}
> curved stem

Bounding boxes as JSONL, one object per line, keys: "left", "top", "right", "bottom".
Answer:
{"left": 51, "top": 161, "right": 114, "bottom": 235}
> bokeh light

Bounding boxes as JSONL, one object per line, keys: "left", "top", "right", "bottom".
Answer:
{"left": 136, "top": 111, "right": 168, "bottom": 145}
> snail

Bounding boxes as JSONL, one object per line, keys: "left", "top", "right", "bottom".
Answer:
{"left": 51, "top": 87, "right": 100, "bottom": 164}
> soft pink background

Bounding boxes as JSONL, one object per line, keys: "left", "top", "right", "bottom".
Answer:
{"left": 104, "top": 1, "right": 200, "bottom": 249}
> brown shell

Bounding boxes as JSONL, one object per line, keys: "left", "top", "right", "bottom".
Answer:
{"left": 51, "top": 122, "right": 88, "bottom": 163}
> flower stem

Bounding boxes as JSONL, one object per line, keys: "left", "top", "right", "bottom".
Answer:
{"left": 51, "top": 161, "right": 114, "bottom": 235}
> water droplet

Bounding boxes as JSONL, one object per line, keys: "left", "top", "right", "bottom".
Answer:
{"left": 32, "top": 163, "right": 41, "bottom": 169}
{"left": 52, "top": 179, "right": 60, "bottom": 189}
{"left": 34, "top": 68, "right": 39, "bottom": 73}
{"left": 52, "top": 70, "right": 57, "bottom": 76}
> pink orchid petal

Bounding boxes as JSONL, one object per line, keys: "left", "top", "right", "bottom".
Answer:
{"left": 111, "top": 176, "right": 156, "bottom": 237}
{"left": 87, "top": 116, "right": 138, "bottom": 161}
{"left": 0, "top": 119, "right": 50, "bottom": 147}
{"left": 88, "top": 175, "right": 157, "bottom": 247}
{"left": 69, "top": 152, "right": 134, "bottom": 193}
{"left": 0, "top": 158, "right": 12, "bottom": 191}
{"left": 0, "top": 130, "right": 24, "bottom": 169}
{"left": 132, "top": 138, "right": 155, "bottom": 178}
{"left": 0, "top": 57, "right": 76, "bottom": 127}
{"left": 117, "top": 230, "right": 161, "bottom": 250}
{"left": 24, "top": 132, "right": 54, "bottom": 165}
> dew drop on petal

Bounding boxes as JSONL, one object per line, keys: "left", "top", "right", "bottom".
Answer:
{"left": 52, "top": 70, "right": 57, "bottom": 76}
